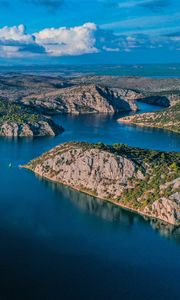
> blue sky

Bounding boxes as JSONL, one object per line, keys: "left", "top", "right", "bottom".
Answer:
{"left": 0, "top": 0, "right": 179, "bottom": 64}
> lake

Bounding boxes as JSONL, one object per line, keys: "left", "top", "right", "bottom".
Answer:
{"left": 0, "top": 102, "right": 180, "bottom": 300}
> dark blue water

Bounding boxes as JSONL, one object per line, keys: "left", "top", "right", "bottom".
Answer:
{"left": 0, "top": 103, "right": 180, "bottom": 300}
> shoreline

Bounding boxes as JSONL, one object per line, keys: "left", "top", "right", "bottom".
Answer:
{"left": 117, "top": 118, "right": 180, "bottom": 134}
{"left": 21, "top": 165, "right": 180, "bottom": 227}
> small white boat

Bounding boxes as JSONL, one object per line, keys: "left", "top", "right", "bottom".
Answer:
{"left": 8, "top": 163, "right": 12, "bottom": 168}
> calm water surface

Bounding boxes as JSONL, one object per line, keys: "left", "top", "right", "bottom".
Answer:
{"left": 0, "top": 103, "right": 180, "bottom": 300}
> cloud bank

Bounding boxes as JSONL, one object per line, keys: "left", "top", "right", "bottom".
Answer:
{"left": 0, "top": 22, "right": 179, "bottom": 58}
{"left": 34, "top": 23, "right": 98, "bottom": 56}
{"left": 0, "top": 23, "right": 99, "bottom": 58}
{"left": 0, "top": 25, "right": 44, "bottom": 57}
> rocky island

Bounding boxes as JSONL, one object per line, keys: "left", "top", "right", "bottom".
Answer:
{"left": 23, "top": 142, "right": 180, "bottom": 225}
{"left": 0, "top": 101, "right": 63, "bottom": 137}
{"left": 118, "top": 102, "right": 180, "bottom": 133}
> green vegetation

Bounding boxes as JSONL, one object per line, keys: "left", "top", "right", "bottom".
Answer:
{"left": 28, "top": 141, "right": 180, "bottom": 170}
{"left": 0, "top": 101, "right": 43, "bottom": 125}
{"left": 121, "top": 102, "right": 180, "bottom": 133}
{"left": 106, "top": 142, "right": 180, "bottom": 209}
{"left": 73, "top": 141, "right": 180, "bottom": 167}
{"left": 119, "top": 163, "right": 179, "bottom": 210}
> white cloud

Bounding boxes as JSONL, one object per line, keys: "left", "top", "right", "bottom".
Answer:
{"left": 0, "top": 24, "right": 43, "bottom": 57}
{"left": 169, "top": 36, "right": 180, "bottom": 42}
{"left": 0, "top": 22, "right": 179, "bottom": 58}
{"left": 34, "top": 23, "right": 98, "bottom": 56}
{"left": 0, "top": 24, "right": 33, "bottom": 44}
{"left": 102, "top": 46, "right": 120, "bottom": 52}
{"left": 0, "top": 23, "right": 99, "bottom": 58}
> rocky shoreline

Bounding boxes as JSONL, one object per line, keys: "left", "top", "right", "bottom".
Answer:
{"left": 0, "top": 118, "right": 63, "bottom": 137}
{"left": 117, "top": 102, "right": 180, "bottom": 133}
{"left": 23, "top": 142, "right": 180, "bottom": 226}
{"left": 0, "top": 101, "right": 64, "bottom": 137}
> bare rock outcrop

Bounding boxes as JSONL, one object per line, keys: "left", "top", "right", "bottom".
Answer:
{"left": 24, "top": 142, "right": 180, "bottom": 225}
{"left": 0, "top": 119, "right": 63, "bottom": 137}
{"left": 144, "top": 194, "right": 180, "bottom": 226}
{"left": 22, "top": 84, "right": 138, "bottom": 114}
{"left": 0, "top": 100, "right": 64, "bottom": 137}
{"left": 29, "top": 146, "right": 137, "bottom": 199}
{"left": 71, "top": 76, "right": 180, "bottom": 107}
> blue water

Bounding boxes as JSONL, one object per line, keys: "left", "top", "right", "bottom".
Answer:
{"left": 0, "top": 103, "right": 180, "bottom": 300}
{"left": 1, "top": 63, "right": 180, "bottom": 77}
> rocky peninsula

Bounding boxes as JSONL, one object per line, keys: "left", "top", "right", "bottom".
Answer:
{"left": 24, "top": 142, "right": 180, "bottom": 225}
{"left": 118, "top": 102, "right": 180, "bottom": 133}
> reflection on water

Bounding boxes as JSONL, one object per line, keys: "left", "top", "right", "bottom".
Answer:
{"left": 148, "top": 219, "right": 180, "bottom": 243}
{"left": 53, "top": 181, "right": 135, "bottom": 225}
{"left": 42, "top": 177, "right": 180, "bottom": 244}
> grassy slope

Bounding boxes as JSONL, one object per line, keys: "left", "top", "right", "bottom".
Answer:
{"left": 118, "top": 102, "right": 180, "bottom": 133}
{"left": 0, "top": 101, "right": 43, "bottom": 125}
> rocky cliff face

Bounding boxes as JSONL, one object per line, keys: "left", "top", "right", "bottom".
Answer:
{"left": 71, "top": 76, "right": 180, "bottom": 107}
{"left": 0, "top": 119, "right": 63, "bottom": 137}
{"left": 112, "top": 88, "right": 142, "bottom": 105}
{"left": 22, "top": 84, "right": 138, "bottom": 114}
{"left": 25, "top": 142, "right": 180, "bottom": 225}
{"left": 0, "top": 100, "right": 64, "bottom": 137}
{"left": 144, "top": 191, "right": 180, "bottom": 226}
{"left": 27, "top": 144, "right": 138, "bottom": 198}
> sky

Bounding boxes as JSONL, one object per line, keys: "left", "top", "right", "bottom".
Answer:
{"left": 0, "top": 0, "right": 179, "bottom": 64}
